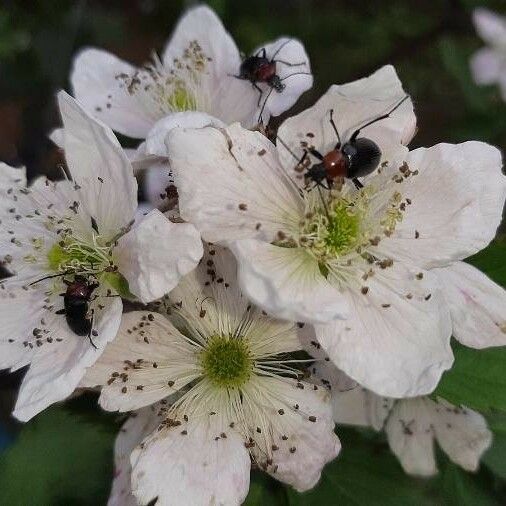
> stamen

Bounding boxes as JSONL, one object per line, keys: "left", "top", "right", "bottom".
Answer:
{"left": 115, "top": 41, "right": 211, "bottom": 120}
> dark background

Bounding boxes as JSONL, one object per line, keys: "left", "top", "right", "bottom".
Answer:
{"left": 0, "top": 0, "right": 505, "bottom": 503}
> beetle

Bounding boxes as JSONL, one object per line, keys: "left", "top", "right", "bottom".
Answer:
{"left": 301, "top": 95, "right": 409, "bottom": 190}
{"left": 234, "top": 40, "right": 310, "bottom": 122}
{"left": 55, "top": 276, "right": 99, "bottom": 347}
{"left": 30, "top": 271, "right": 100, "bottom": 347}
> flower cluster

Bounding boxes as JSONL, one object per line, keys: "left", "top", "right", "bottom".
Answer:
{"left": 1, "top": 5, "right": 505, "bottom": 506}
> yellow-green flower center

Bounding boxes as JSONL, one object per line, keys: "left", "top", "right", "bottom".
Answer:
{"left": 47, "top": 240, "right": 110, "bottom": 274}
{"left": 166, "top": 83, "right": 197, "bottom": 111}
{"left": 301, "top": 198, "right": 365, "bottom": 262}
{"left": 47, "top": 239, "right": 133, "bottom": 298}
{"left": 201, "top": 336, "right": 252, "bottom": 389}
{"left": 323, "top": 202, "right": 361, "bottom": 254}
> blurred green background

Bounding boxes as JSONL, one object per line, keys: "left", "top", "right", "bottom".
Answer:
{"left": 0, "top": 0, "right": 505, "bottom": 504}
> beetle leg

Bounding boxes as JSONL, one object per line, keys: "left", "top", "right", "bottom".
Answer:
{"left": 270, "top": 40, "right": 292, "bottom": 60}
{"left": 308, "top": 148, "right": 324, "bottom": 161}
{"left": 251, "top": 83, "right": 264, "bottom": 106}
{"left": 88, "top": 309, "right": 98, "bottom": 350}
{"left": 273, "top": 59, "right": 306, "bottom": 67}
{"left": 257, "top": 87, "right": 274, "bottom": 124}
{"left": 55, "top": 308, "right": 66, "bottom": 315}
{"left": 352, "top": 178, "right": 364, "bottom": 190}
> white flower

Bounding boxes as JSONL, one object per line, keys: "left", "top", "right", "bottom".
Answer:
{"left": 83, "top": 246, "right": 340, "bottom": 504}
{"left": 70, "top": 5, "right": 312, "bottom": 141}
{"left": 168, "top": 65, "right": 505, "bottom": 397}
{"left": 108, "top": 405, "right": 162, "bottom": 506}
{"left": 0, "top": 92, "right": 202, "bottom": 421}
{"left": 313, "top": 361, "right": 492, "bottom": 477}
{"left": 470, "top": 8, "right": 506, "bottom": 101}
{"left": 433, "top": 261, "right": 506, "bottom": 348}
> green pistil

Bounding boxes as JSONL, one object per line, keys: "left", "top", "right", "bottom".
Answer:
{"left": 324, "top": 202, "right": 360, "bottom": 255}
{"left": 301, "top": 198, "right": 363, "bottom": 261}
{"left": 167, "top": 84, "right": 196, "bottom": 111}
{"left": 201, "top": 336, "right": 252, "bottom": 389}
{"left": 47, "top": 240, "right": 110, "bottom": 274}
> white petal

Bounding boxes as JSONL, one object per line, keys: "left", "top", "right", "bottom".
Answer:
{"left": 0, "top": 163, "right": 29, "bottom": 270}
{"left": 168, "top": 123, "right": 303, "bottom": 243}
{"left": 130, "top": 414, "right": 251, "bottom": 506}
{"left": 126, "top": 141, "right": 162, "bottom": 174}
{"left": 252, "top": 37, "right": 313, "bottom": 122}
{"left": 135, "top": 202, "right": 153, "bottom": 222}
{"left": 169, "top": 244, "right": 248, "bottom": 335}
{"left": 473, "top": 8, "right": 506, "bottom": 48}
{"left": 313, "top": 362, "right": 393, "bottom": 431}
{"left": 13, "top": 292, "right": 122, "bottom": 421}
{"left": 470, "top": 48, "right": 502, "bottom": 85}
{"left": 431, "top": 399, "right": 492, "bottom": 472}
{"left": 70, "top": 47, "right": 154, "bottom": 138}
{"left": 433, "top": 262, "right": 506, "bottom": 348}
{"left": 0, "top": 284, "right": 41, "bottom": 372}
{"left": 82, "top": 311, "right": 200, "bottom": 412}
{"left": 277, "top": 65, "right": 415, "bottom": 183}
{"left": 231, "top": 239, "right": 348, "bottom": 323}
{"left": 315, "top": 263, "right": 453, "bottom": 397}
{"left": 145, "top": 111, "right": 225, "bottom": 158}
{"left": 57, "top": 91, "right": 138, "bottom": 236}
{"left": 332, "top": 386, "right": 393, "bottom": 431}
{"left": 109, "top": 407, "right": 163, "bottom": 506}
{"left": 162, "top": 5, "right": 241, "bottom": 85}
{"left": 115, "top": 210, "right": 202, "bottom": 303}
{"left": 377, "top": 142, "right": 506, "bottom": 269}
{"left": 143, "top": 161, "right": 175, "bottom": 210}
{"left": 385, "top": 398, "right": 438, "bottom": 476}
{"left": 0, "top": 162, "right": 26, "bottom": 188}
{"left": 162, "top": 6, "right": 258, "bottom": 128}
{"left": 213, "top": 76, "right": 260, "bottom": 129}
{"left": 244, "top": 376, "right": 340, "bottom": 492}
{"left": 48, "top": 127, "right": 64, "bottom": 148}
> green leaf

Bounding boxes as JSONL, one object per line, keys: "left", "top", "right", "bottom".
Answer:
{"left": 244, "top": 472, "right": 288, "bottom": 506}
{"left": 287, "top": 428, "right": 436, "bottom": 506}
{"left": 286, "top": 428, "right": 504, "bottom": 506}
{"left": 433, "top": 344, "right": 506, "bottom": 413}
{"left": 439, "top": 462, "right": 499, "bottom": 506}
{"left": 0, "top": 405, "right": 116, "bottom": 506}
{"left": 483, "top": 412, "right": 506, "bottom": 479}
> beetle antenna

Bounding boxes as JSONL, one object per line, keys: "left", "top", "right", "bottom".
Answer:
{"left": 276, "top": 135, "right": 300, "bottom": 163}
{"left": 28, "top": 271, "right": 73, "bottom": 286}
{"left": 349, "top": 95, "right": 410, "bottom": 142}
{"left": 329, "top": 109, "right": 341, "bottom": 145}
{"left": 316, "top": 184, "right": 331, "bottom": 220}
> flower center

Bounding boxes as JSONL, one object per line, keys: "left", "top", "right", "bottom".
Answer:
{"left": 300, "top": 196, "right": 366, "bottom": 262}
{"left": 117, "top": 41, "right": 210, "bottom": 118}
{"left": 165, "top": 82, "right": 197, "bottom": 112}
{"left": 201, "top": 336, "right": 252, "bottom": 389}
{"left": 47, "top": 237, "right": 112, "bottom": 275}
{"left": 323, "top": 201, "right": 361, "bottom": 254}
